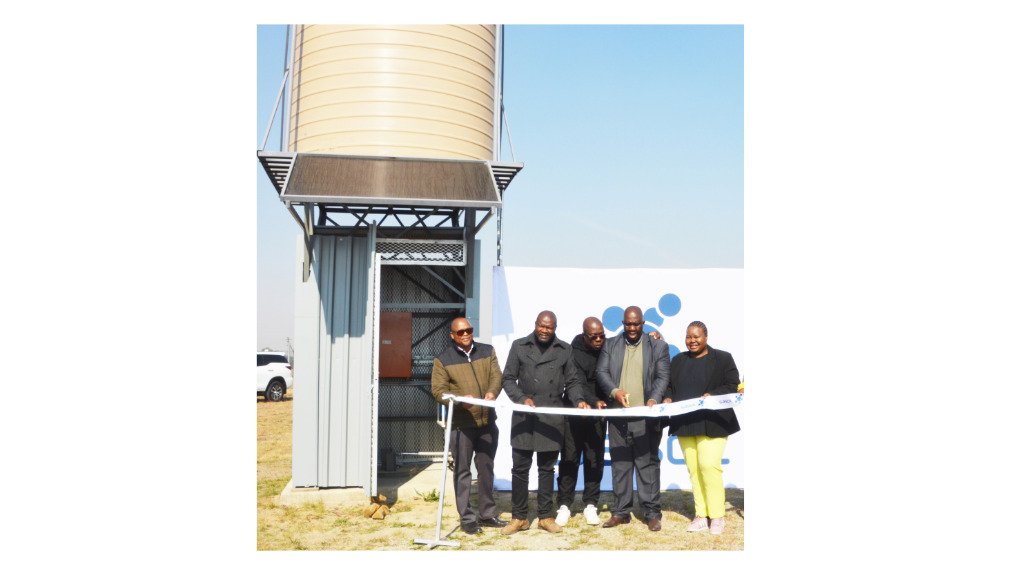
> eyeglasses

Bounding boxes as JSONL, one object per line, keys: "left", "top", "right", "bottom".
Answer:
{"left": 453, "top": 328, "right": 474, "bottom": 336}
{"left": 585, "top": 332, "right": 605, "bottom": 340}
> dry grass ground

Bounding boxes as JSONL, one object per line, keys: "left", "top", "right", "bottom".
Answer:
{"left": 257, "top": 393, "right": 743, "bottom": 551}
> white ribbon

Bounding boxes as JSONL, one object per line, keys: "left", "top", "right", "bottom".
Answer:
{"left": 440, "top": 393, "right": 743, "bottom": 418}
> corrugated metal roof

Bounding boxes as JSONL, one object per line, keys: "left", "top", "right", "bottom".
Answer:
{"left": 276, "top": 153, "right": 505, "bottom": 208}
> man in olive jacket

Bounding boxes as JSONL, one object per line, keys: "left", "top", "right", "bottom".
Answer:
{"left": 431, "top": 317, "right": 506, "bottom": 534}
{"left": 596, "top": 306, "right": 671, "bottom": 532}
{"left": 500, "top": 310, "right": 588, "bottom": 535}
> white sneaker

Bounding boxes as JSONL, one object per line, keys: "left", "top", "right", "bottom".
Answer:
{"left": 583, "top": 504, "right": 600, "bottom": 526}
{"left": 555, "top": 505, "right": 571, "bottom": 527}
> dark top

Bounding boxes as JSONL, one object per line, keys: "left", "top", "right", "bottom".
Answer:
{"left": 679, "top": 354, "right": 713, "bottom": 395}
{"left": 667, "top": 346, "right": 741, "bottom": 438}
{"left": 566, "top": 333, "right": 612, "bottom": 407}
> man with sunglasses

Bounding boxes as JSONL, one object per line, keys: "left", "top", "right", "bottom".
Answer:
{"left": 431, "top": 317, "right": 506, "bottom": 535}
{"left": 554, "top": 317, "right": 612, "bottom": 527}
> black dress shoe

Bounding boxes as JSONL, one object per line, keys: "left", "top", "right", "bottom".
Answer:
{"left": 602, "top": 515, "right": 631, "bottom": 528}
{"left": 479, "top": 517, "right": 508, "bottom": 528}
{"left": 461, "top": 522, "right": 480, "bottom": 534}
{"left": 646, "top": 517, "right": 662, "bottom": 532}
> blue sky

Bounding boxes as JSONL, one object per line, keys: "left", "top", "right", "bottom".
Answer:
{"left": 257, "top": 25, "right": 744, "bottom": 350}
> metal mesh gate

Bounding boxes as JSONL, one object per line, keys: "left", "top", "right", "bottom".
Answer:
{"left": 377, "top": 263, "right": 465, "bottom": 466}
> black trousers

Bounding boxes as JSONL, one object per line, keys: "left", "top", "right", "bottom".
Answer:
{"left": 511, "top": 448, "right": 558, "bottom": 520}
{"left": 607, "top": 417, "right": 662, "bottom": 520}
{"left": 556, "top": 416, "right": 606, "bottom": 508}
{"left": 452, "top": 422, "right": 499, "bottom": 525}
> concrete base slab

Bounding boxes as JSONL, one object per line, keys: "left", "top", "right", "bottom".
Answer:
{"left": 276, "top": 462, "right": 457, "bottom": 507}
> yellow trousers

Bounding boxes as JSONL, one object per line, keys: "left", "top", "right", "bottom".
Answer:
{"left": 678, "top": 436, "right": 728, "bottom": 519}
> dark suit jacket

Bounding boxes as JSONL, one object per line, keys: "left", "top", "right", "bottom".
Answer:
{"left": 502, "top": 333, "right": 585, "bottom": 452}
{"left": 667, "top": 346, "right": 741, "bottom": 437}
{"left": 595, "top": 332, "right": 670, "bottom": 405}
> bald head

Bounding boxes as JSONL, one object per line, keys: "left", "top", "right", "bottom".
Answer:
{"left": 537, "top": 310, "right": 557, "bottom": 325}
{"left": 534, "top": 310, "right": 557, "bottom": 343}
{"left": 622, "top": 306, "right": 644, "bottom": 343}
{"left": 582, "top": 316, "right": 606, "bottom": 351}
{"left": 449, "top": 316, "right": 474, "bottom": 351}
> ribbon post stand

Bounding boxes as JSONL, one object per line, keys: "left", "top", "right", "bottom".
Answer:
{"left": 413, "top": 397, "right": 459, "bottom": 548}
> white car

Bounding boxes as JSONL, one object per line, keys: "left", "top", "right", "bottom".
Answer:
{"left": 257, "top": 352, "right": 292, "bottom": 401}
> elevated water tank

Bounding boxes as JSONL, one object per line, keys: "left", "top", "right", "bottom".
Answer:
{"left": 288, "top": 25, "right": 498, "bottom": 160}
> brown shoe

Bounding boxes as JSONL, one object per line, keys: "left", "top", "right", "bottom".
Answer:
{"left": 646, "top": 516, "right": 662, "bottom": 532}
{"left": 500, "top": 517, "right": 530, "bottom": 535}
{"left": 602, "top": 515, "right": 631, "bottom": 528}
{"left": 538, "top": 517, "right": 563, "bottom": 533}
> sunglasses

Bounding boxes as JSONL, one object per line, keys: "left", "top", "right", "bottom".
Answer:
{"left": 453, "top": 328, "right": 474, "bottom": 336}
{"left": 585, "top": 332, "right": 606, "bottom": 340}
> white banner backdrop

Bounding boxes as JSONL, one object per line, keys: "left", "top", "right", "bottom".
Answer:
{"left": 488, "top": 266, "right": 744, "bottom": 490}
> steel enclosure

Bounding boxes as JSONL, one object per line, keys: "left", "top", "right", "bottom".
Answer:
{"left": 292, "top": 234, "right": 376, "bottom": 489}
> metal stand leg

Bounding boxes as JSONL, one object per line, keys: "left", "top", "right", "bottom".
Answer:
{"left": 414, "top": 398, "right": 460, "bottom": 548}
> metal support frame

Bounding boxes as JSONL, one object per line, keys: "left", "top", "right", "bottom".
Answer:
{"left": 420, "top": 266, "right": 465, "bottom": 299}
{"left": 413, "top": 398, "right": 459, "bottom": 548}
{"left": 260, "top": 68, "right": 291, "bottom": 150}
{"left": 391, "top": 266, "right": 448, "bottom": 304}
{"left": 410, "top": 314, "right": 459, "bottom": 349}
{"left": 255, "top": 153, "right": 522, "bottom": 269}
{"left": 300, "top": 203, "right": 314, "bottom": 281}
{"left": 473, "top": 208, "right": 496, "bottom": 236}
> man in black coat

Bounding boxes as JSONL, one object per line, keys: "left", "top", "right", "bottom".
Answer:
{"left": 500, "top": 310, "right": 588, "bottom": 535}
{"left": 554, "top": 316, "right": 612, "bottom": 527}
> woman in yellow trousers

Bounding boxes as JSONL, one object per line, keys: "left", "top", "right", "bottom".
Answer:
{"left": 667, "top": 321, "right": 742, "bottom": 535}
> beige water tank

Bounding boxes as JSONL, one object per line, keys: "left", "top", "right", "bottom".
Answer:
{"left": 288, "top": 25, "right": 497, "bottom": 161}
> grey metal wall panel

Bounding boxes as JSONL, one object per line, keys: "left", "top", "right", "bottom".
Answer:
{"left": 316, "top": 237, "right": 337, "bottom": 486}
{"left": 345, "top": 236, "right": 371, "bottom": 488}
{"left": 324, "top": 238, "right": 347, "bottom": 486}
{"left": 292, "top": 234, "right": 373, "bottom": 489}
{"left": 293, "top": 234, "right": 322, "bottom": 487}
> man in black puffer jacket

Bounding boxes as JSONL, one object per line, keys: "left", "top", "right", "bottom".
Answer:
{"left": 554, "top": 317, "right": 613, "bottom": 527}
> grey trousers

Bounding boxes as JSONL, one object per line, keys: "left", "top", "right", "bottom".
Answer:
{"left": 452, "top": 422, "right": 499, "bottom": 525}
{"left": 607, "top": 417, "right": 662, "bottom": 520}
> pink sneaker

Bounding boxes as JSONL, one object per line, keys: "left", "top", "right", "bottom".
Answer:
{"left": 686, "top": 516, "right": 708, "bottom": 532}
{"left": 709, "top": 517, "right": 726, "bottom": 535}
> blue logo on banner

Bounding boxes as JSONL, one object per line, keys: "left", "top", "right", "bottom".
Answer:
{"left": 602, "top": 293, "right": 684, "bottom": 358}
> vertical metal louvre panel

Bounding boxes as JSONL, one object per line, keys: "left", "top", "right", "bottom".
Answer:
{"left": 292, "top": 234, "right": 374, "bottom": 488}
